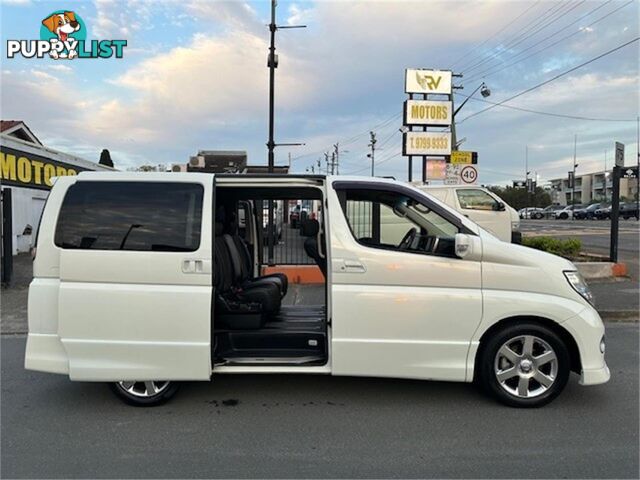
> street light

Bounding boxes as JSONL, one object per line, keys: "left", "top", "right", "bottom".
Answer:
{"left": 454, "top": 82, "right": 490, "bottom": 117}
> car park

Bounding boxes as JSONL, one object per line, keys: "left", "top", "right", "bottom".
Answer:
{"left": 573, "top": 203, "right": 601, "bottom": 220}
{"left": 518, "top": 208, "right": 544, "bottom": 220}
{"left": 620, "top": 202, "right": 639, "bottom": 220}
{"left": 25, "top": 173, "right": 609, "bottom": 408}
{"left": 594, "top": 205, "right": 612, "bottom": 220}
{"left": 417, "top": 185, "right": 521, "bottom": 243}
{"left": 554, "top": 205, "right": 583, "bottom": 220}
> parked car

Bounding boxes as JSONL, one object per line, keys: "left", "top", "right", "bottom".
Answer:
{"left": 554, "top": 205, "right": 583, "bottom": 220}
{"left": 620, "top": 202, "right": 639, "bottom": 220}
{"left": 26, "top": 173, "right": 609, "bottom": 408}
{"left": 518, "top": 208, "right": 544, "bottom": 220}
{"left": 594, "top": 205, "right": 611, "bottom": 220}
{"left": 289, "top": 204, "right": 308, "bottom": 228}
{"left": 542, "top": 205, "right": 564, "bottom": 219}
{"left": 573, "top": 203, "right": 601, "bottom": 220}
{"left": 418, "top": 185, "right": 521, "bottom": 243}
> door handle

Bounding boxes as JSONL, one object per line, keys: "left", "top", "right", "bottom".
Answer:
{"left": 340, "top": 259, "right": 367, "bottom": 273}
{"left": 182, "top": 259, "right": 212, "bottom": 274}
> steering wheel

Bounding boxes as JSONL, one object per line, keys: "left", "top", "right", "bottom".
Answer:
{"left": 398, "top": 227, "right": 417, "bottom": 250}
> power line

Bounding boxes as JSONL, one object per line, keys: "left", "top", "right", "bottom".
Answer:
{"left": 458, "top": 36, "right": 640, "bottom": 124}
{"left": 465, "top": 0, "right": 630, "bottom": 83}
{"left": 459, "top": 1, "right": 579, "bottom": 73}
{"left": 454, "top": 92, "right": 637, "bottom": 122}
{"left": 449, "top": 1, "right": 542, "bottom": 69}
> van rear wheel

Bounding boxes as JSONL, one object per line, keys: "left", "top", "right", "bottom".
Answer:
{"left": 109, "top": 381, "right": 180, "bottom": 406}
{"left": 478, "top": 323, "right": 570, "bottom": 408}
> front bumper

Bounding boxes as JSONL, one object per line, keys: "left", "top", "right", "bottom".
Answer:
{"left": 561, "top": 306, "right": 610, "bottom": 386}
{"left": 511, "top": 231, "right": 522, "bottom": 244}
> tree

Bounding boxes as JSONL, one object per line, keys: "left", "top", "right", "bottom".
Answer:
{"left": 99, "top": 149, "right": 114, "bottom": 168}
{"left": 487, "top": 185, "right": 552, "bottom": 210}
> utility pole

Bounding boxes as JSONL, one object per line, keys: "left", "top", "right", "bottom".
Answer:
{"left": 637, "top": 115, "right": 639, "bottom": 216}
{"left": 604, "top": 149, "right": 608, "bottom": 203}
{"left": 333, "top": 142, "right": 340, "bottom": 175}
{"left": 525, "top": 145, "right": 530, "bottom": 209}
{"left": 572, "top": 134, "right": 578, "bottom": 210}
{"left": 324, "top": 152, "right": 330, "bottom": 174}
{"left": 368, "top": 131, "right": 376, "bottom": 176}
{"left": 266, "top": 0, "right": 305, "bottom": 172}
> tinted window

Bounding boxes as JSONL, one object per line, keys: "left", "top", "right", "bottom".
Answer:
{"left": 55, "top": 182, "right": 203, "bottom": 251}
{"left": 456, "top": 189, "right": 498, "bottom": 210}
{"left": 339, "top": 188, "right": 459, "bottom": 257}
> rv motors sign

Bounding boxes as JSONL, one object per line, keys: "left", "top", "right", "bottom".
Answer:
{"left": 403, "top": 131, "right": 452, "bottom": 156}
{"left": 0, "top": 146, "right": 86, "bottom": 190}
{"left": 404, "top": 100, "right": 452, "bottom": 126}
{"left": 405, "top": 69, "right": 452, "bottom": 95}
{"left": 5, "top": 10, "right": 127, "bottom": 60}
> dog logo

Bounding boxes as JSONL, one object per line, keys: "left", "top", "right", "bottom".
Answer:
{"left": 41, "top": 11, "right": 82, "bottom": 59}
{"left": 5, "top": 10, "right": 126, "bottom": 60}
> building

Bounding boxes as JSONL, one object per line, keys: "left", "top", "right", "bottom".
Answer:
{"left": 1, "top": 121, "right": 113, "bottom": 283}
{"left": 548, "top": 169, "right": 638, "bottom": 205}
{"left": 173, "top": 150, "right": 290, "bottom": 174}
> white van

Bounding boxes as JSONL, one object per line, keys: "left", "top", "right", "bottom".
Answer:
{"left": 26, "top": 173, "right": 608, "bottom": 407}
{"left": 417, "top": 185, "right": 521, "bottom": 243}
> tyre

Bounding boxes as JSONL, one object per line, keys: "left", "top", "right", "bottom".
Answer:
{"left": 109, "top": 381, "right": 180, "bottom": 406}
{"left": 533, "top": 213, "right": 543, "bottom": 220}
{"left": 477, "top": 323, "right": 570, "bottom": 408}
{"left": 559, "top": 213, "right": 568, "bottom": 220}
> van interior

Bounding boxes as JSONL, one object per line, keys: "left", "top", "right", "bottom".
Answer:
{"left": 212, "top": 186, "right": 328, "bottom": 366}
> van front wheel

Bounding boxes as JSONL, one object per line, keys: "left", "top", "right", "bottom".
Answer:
{"left": 109, "top": 381, "right": 180, "bottom": 406}
{"left": 478, "top": 323, "right": 570, "bottom": 408}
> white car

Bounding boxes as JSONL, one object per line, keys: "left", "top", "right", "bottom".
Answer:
{"left": 417, "top": 185, "right": 521, "bottom": 243}
{"left": 26, "top": 173, "right": 609, "bottom": 408}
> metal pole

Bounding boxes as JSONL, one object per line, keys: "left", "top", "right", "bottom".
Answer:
{"left": 267, "top": 0, "right": 276, "bottom": 173}
{"left": 610, "top": 165, "right": 621, "bottom": 262}
{"left": 604, "top": 149, "right": 607, "bottom": 203}
{"left": 408, "top": 156, "right": 413, "bottom": 182}
{"left": 525, "top": 145, "right": 529, "bottom": 211}
{"left": 572, "top": 134, "right": 577, "bottom": 209}
{"left": 637, "top": 115, "right": 639, "bottom": 217}
{"left": 369, "top": 131, "right": 376, "bottom": 176}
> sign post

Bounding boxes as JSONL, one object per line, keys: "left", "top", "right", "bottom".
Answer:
{"left": 610, "top": 142, "right": 624, "bottom": 262}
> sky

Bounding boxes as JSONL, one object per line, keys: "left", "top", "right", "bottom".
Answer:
{"left": 0, "top": 0, "right": 638, "bottom": 185}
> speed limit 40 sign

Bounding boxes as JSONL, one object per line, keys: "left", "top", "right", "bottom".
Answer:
{"left": 460, "top": 165, "right": 478, "bottom": 184}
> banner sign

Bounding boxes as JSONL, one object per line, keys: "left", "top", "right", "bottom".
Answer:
{"left": 403, "top": 100, "right": 452, "bottom": 126}
{"left": 449, "top": 151, "right": 477, "bottom": 165}
{"left": 622, "top": 166, "right": 638, "bottom": 179}
{"left": 513, "top": 180, "right": 526, "bottom": 189}
{"left": 615, "top": 142, "right": 625, "bottom": 167}
{"left": 567, "top": 171, "right": 575, "bottom": 189}
{"left": 403, "top": 131, "right": 452, "bottom": 156}
{"left": 0, "top": 146, "right": 87, "bottom": 190}
{"left": 426, "top": 159, "right": 447, "bottom": 180}
{"left": 405, "top": 69, "right": 452, "bottom": 95}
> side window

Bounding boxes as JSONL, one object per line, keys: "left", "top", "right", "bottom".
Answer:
{"left": 339, "top": 188, "right": 460, "bottom": 256}
{"left": 55, "top": 182, "right": 203, "bottom": 251}
{"left": 456, "top": 189, "right": 498, "bottom": 211}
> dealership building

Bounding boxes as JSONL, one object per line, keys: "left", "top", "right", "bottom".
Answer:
{"left": 1, "top": 120, "right": 112, "bottom": 283}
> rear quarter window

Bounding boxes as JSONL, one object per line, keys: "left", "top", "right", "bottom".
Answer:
{"left": 54, "top": 181, "right": 203, "bottom": 252}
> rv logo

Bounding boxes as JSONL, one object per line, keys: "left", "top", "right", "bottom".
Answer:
{"left": 415, "top": 71, "right": 442, "bottom": 91}
{"left": 5, "top": 10, "right": 127, "bottom": 60}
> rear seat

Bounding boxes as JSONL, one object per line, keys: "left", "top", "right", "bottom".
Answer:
{"left": 214, "top": 223, "right": 281, "bottom": 329}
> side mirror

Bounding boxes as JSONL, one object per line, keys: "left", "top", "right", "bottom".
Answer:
{"left": 455, "top": 233, "right": 482, "bottom": 260}
{"left": 493, "top": 201, "right": 506, "bottom": 212}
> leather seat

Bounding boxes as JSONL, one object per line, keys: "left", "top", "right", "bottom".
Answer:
{"left": 301, "top": 219, "right": 326, "bottom": 277}
{"left": 214, "top": 224, "right": 281, "bottom": 329}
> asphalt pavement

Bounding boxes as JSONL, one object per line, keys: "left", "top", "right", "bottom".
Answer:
{"left": 2, "top": 324, "right": 638, "bottom": 479}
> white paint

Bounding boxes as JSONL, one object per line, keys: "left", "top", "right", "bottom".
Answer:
{"left": 25, "top": 174, "right": 609, "bottom": 394}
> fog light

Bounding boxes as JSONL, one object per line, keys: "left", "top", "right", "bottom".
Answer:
{"left": 600, "top": 336, "right": 605, "bottom": 354}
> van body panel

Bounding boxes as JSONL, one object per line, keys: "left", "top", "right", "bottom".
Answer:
{"left": 327, "top": 180, "right": 482, "bottom": 381}
{"left": 26, "top": 172, "right": 214, "bottom": 381}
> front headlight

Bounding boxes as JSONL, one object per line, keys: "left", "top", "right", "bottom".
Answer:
{"left": 564, "top": 271, "right": 594, "bottom": 304}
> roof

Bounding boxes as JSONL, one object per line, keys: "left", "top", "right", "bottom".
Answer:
{"left": 0, "top": 120, "right": 42, "bottom": 145}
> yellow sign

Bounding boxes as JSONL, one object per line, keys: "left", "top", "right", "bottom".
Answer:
{"left": 1, "top": 147, "right": 81, "bottom": 189}
{"left": 450, "top": 151, "right": 476, "bottom": 165}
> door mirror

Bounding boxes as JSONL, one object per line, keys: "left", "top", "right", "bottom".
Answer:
{"left": 493, "top": 201, "right": 506, "bottom": 212}
{"left": 455, "top": 233, "right": 481, "bottom": 260}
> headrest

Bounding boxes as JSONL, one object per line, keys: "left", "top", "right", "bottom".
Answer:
{"left": 300, "top": 218, "right": 319, "bottom": 237}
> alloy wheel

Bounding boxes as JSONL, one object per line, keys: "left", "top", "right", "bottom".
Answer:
{"left": 494, "top": 335, "right": 558, "bottom": 399}
{"left": 117, "top": 381, "right": 171, "bottom": 398}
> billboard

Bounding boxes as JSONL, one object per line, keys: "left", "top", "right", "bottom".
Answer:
{"left": 404, "top": 100, "right": 452, "bottom": 126}
{"left": 403, "top": 131, "right": 452, "bottom": 156}
{"left": 405, "top": 69, "right": 452, "bottom": 95}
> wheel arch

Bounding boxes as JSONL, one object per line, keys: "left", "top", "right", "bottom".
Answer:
{"left": 473, "top": 315, "right": 581, "bottom": 381}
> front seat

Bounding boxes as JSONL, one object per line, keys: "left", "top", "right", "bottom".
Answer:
{"left": 301, "top": 218, "right": 326, "bottom": 277}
